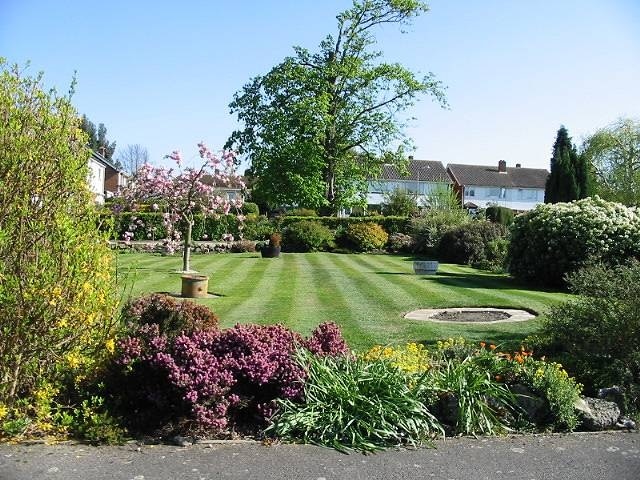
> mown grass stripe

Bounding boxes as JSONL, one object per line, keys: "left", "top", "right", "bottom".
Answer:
{"left": 305, "top": 253, "right": 377, "bottom": 349}
{"left": 217, "top": 255, "right": 287, "bottom": 325}
{"left": 284, "top": 254, "right": 325, "bottom": 336}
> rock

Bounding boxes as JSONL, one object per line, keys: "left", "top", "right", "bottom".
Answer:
{"left": 168, "top": 435, "right": 193, "bottom": 447}
{"left": 616, "top": 418, "right": 637, "bottom": 431}
{"left": 576, "top": 397, "right": 621, "bottom": 431}
{"left": 510, "top": 384, "right": 548, "bottom": 425}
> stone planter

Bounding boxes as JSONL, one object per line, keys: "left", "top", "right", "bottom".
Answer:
{"left": 260, "top": 245, "right": 281, "bottom": 258}
{"left": 181, "top": 274, "right": 209, "bottom": 298}
{"left": 413, "top": 260, "right": 439, "bottom": 275}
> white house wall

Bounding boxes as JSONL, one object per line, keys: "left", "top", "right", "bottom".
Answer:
{"left": 87, "top": 157, "right": 106, "bottom": 204}
{"left": 463, "top": 185, "right": 543, "bottom": 210}
{"left": 367, "top": 180, "right": 450, "bottom": 206}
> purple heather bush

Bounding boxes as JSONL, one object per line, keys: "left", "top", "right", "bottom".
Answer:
{"left": 110, "top": 318, "right": 349, "bottom": 435}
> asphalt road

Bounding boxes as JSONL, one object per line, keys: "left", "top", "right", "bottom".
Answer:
{"left": 0, "top": 432, "right": 638, "bottom": 480}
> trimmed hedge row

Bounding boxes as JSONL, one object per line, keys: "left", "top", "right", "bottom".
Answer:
{"left": 275, "top": 215, "right": 410, "bottom": 235}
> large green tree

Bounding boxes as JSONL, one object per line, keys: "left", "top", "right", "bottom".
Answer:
{"left": 227, "top": 0, "right": 446, "bottom": 213}
{"left": 581, "top": 118, "right": 640, "bottom": 205}
{"left": 80, "top": 114, "right": 117, "bottom": 161}
{"left": 544, "top": 126, "right": 592, "bottom": 203}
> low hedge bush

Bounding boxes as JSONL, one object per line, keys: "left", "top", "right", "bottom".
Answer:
{"left": 282, "top": 220, "right": 335, "bottom": 252}
{"left": 411, "top": 209, "right": 470, "bottom": 256}
{"left": 528, "top": 261, "right": 640, "bottom": 415}
{"left": 437, "top": 221, "right": 508, "bottom": 267}
{"left": 341, "top": 222, "right": 389, "bottom": 252}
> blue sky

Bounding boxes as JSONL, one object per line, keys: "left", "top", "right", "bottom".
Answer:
{"left": 2, "top": 0, "right": 639, "bottom": 171}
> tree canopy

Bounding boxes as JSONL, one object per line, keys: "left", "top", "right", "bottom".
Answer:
{"left": 80, "top": 114, "right": 117, "bottom": 161}
{"left": 581, "top": 118, "right": 640, "bottom": 205}
{"left": 544, "top": 126, "right": 592, "bottom": 203}
{"left": 228, "top": 0, "right": 446, "bottom": 213}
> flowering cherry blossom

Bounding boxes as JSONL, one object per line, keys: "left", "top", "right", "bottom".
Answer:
{"left": 113, "top": 143, "right": 245, "bottom": 272}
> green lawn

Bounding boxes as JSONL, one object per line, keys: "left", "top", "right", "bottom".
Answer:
{"left": 117, "top": 252, "right": 569, "bottom": 351}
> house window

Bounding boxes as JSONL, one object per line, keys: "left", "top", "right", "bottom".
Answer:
{"left": 488, "top": 187, "right": 500, "bottom": 198}
{"left": 500, "top": 187, "right": 506, "bottom": 199}
{"left": 467, "top": 187, "right": 475, "bottom": 197}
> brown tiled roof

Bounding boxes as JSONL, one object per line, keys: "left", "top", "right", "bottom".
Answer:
{"left": 379, "top": 160, "right": 451, "bottom": 183}
{"left": 447, "top": 163, "right": 548, "bottom": 188}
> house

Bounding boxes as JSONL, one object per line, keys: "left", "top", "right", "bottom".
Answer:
{"left": 87, "top": 151, "right": 128, "bottom": 203}
{"left": 200, "top": 174, "right": 246, "bottom": 202}
{"left": 446, "top": 160, "right": 548, "bottom": 211}
{"left": 367, "top": 158, "right": 452, "bottom": 208}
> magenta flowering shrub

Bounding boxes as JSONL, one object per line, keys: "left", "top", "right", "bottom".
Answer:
{"left": 109, "top": 321, "right": 348, "bottom": 435}
{"left": 304, "top": 322, "right": 350, "bottom": 356}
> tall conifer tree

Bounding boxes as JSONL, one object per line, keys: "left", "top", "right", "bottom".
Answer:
{"left": 545, "top": 126, "right": 582, "bottom": 203}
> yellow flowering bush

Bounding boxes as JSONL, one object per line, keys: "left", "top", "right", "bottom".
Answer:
{"left": 0, "top": 61, "right": 120, "bottom": 437}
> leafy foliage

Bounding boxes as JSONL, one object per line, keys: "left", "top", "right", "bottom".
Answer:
{"left": 121, "top": 294, "right": 219, "bottom": 338}
{"left": 508, "top": 196, "right": 640, "bottom": 286}
{"left": 80, "top": 114, "right": 117, "bottom": 161}
{"left": 381, "top": 188, "right": 419, "bottom": 216}
{"left": 410, "top": 208, "right": 470, "bottom": 255}
{"left": 268, "top": 350, "right": 443, "bottom": 453}
{"left": 387, "top": 232, "right": 416, "bottom": 253}
{"left": 282, "top": 220, "right": 335, "bottom": 252}
{"left": 342, "top": 222, "right": 389, "bottom": 251}
{"left": 437, "top": 221, "right": 507, "bottom": 267}
{"left": 581, "top": 118, "right": 640, "bottom": 205}
{"left": 485, "top": 205, "right": 514, "bottom": 226}
{"left": 227, "top": 0, "right": 446, "bottom": 212}
{"left": 529, "top": 261, "right": 640, "bottom": 414}
{"left": 0, "top": 60, "right": 120, "bottom": 407}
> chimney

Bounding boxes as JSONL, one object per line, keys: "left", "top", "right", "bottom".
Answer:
{"left": 408, "top": 155, "right": 414, "bottom": 160}
{"left": 498, "top": 159, "right": 507, "bottom": 173}
{"left": 516, "top": 163, "right": 521, "bottom": 168}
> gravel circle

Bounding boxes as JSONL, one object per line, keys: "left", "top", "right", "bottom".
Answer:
{"left": 432, "top": 310, "right": 512, "bottom": 322}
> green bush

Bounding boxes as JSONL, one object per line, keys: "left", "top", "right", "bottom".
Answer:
{"left": 241, "top": 202, "right": 259, "bottom": 216}
{"left": 342, "top": 222, "right": 389, "bottom": 252}
{"left": 268, "top": 350, "right": 443, "bottom": 453}
{"left": 277, "top": 215, "right": 410, "bottom": 235}
{"left": 437, "top": 221, "right": 507, "bottom": 267}
{"left": 387, "top": 232, "right": 416, "bottom": 253}
{"left": 411, "top": 208, "right": 470, "bottom": 256}
{"left": 121, "top": 294, "right": 219, "bottom": 338}
{"left": 285, "top": 207, "right": 317, "bottom": 217}
{"left": 242, "top": 215, "right": 275, "bottom": 241}
{"left": 0, "top": 61, "right": 119, "bottom": 410}
{"left": 508, "top": 197, "right": 640, "bottom": 286}
{"left": 282, "top": 220, "right": 335, "bottom": 252}
{"left": 381, "top": 189, "right": 419, "bottom": 216}
{"left": 107, "top": 212, "right": 243, "bottom": 242}
{"left": 528, "top": 261, "right": 640, "bottom": 415}
{"left": 485, "top": 205, "right": 514, "bottom": 226}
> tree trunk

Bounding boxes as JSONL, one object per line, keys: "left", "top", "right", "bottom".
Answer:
{"left": 182, "top": 220, "right": 193, "bottom": 272}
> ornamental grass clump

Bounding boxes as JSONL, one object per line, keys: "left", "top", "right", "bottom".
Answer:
{"left": 268, "top": 350, "right": 443, "bottom": 453}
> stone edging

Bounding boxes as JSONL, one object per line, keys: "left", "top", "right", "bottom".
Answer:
{"left": 404, "top": 307, "right": 536, "bottom": 324}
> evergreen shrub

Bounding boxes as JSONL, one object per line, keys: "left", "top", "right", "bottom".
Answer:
{"left": 485, "top": 205, "right": 514, "bottom": 226}
{"left": 282, "top": 220, "right": 335, "bottom": 252}
{"left": 437, "top": 221, "right": 507, "bottom": 267}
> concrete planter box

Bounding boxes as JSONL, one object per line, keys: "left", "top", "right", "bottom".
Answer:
{"left": 181, "top": 274, "right": 209, "bottom": 298}
{"left": 413, "top": 260, "right": 439, "bottom": 275}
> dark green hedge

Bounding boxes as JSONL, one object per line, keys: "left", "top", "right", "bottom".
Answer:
{"left": 275, "top": 216, "right": 410, "bottom": 235}
{"left": 105, "top": 212, "right": 242, "bottom": 241}
{"left": 104, "top": 213, "right": 410, "bottom": 242}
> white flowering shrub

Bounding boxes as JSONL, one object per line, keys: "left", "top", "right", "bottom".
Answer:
{"left": 508, "top": 197, "right": 640, "bottom": 286}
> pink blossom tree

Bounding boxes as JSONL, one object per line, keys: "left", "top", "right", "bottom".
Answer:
{"left": 114, "top": 143, "right": 245, "bottom": 272}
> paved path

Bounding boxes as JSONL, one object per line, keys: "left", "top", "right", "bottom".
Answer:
{"left": 1, "top": 432, "right": 638, "bottom": 480}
